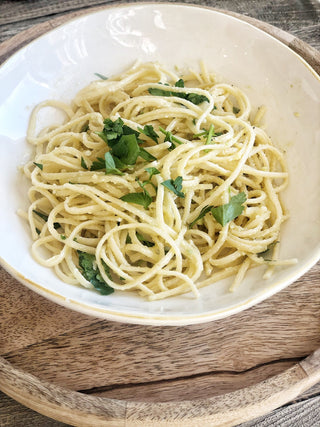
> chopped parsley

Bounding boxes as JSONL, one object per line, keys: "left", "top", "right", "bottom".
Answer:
{"left": 95, "top": 118, "right": 156, "bottom": 173}
{"left": 94, "top": 73, "right": 108, "bottom": 80}
{"left": 138, "top": 124, "right": 159, "bottom": 143}
{"left": 161, "top": 176, "right": 185, "bottom": 198}
{"left": 81, "top": 157, "right": 88, "bottom": 170}
{"left": 33, "top": 162, "right": 43, "bottom": 170}
{"left": 120, "top": 191, "right": 152, "bottom": 209}
{"left": 33, "top": 210, "right": 61, "bottom": 229}
{"left": 148, "top": 79, "right": 209, "bottom": 105}
{"left": 78, "top": 251, "right": 114, "bottom": 295}
{"left": 189, "top": 192, "right": 246, "bottom": 227}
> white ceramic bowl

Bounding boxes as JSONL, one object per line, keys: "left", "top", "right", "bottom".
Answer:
{"left": 0, "top": 3, "right": 319, "bottom": 325}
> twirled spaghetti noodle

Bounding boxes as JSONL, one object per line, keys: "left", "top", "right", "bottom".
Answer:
{"left": 20, "top": 61, "right": 296, "bottom": 300}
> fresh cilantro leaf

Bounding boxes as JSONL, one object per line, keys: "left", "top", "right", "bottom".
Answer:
{"left": 148, "top": 87, "right": 172, "bottom": 97}
{"left": 258, "top": 241, "right": 279, "bottom": 259}
{"left": 111, "top": 134, "right": 140, "bottom": 165}
{"left": 33, "top": 162, "right": 43, "bottom": 170}
{"left": 80, "top": 122, "right": 89, "bottom": 132}
{"left": 104, "top": 152, "right": 124, "bottom": 175}
{"left": 145, "top": 167, "right": 160, "bottom": 180}
{"left": 97, "top": 117, "right": 125, "bottom": 145}
{"left": 159, "top": 127, "right": 183, "bottom": 150}
{"left": 185, "top": 93, "right": 209, "bottom": 105}
{"left": 90, "top": 157, "right": 106, "bottom": 171}
{"left": 33, "top": 210, "right": 61, "bottom": 229}
{"left": 174, "top": 78, "right": 185, "bottom": 87}
{"left": 81, "top": 157, "right": 88, "bottom": 170}
{"left": 136, "top": 232, "right": 155, "bottom": 247}
{"left": 138, "top": 125, "right": 159, "bottom": 143}
{"left": 94, "top": 73, "right": 108, "bottom": 80}
{"left": 161, "top": 176, "right": 185, "bottom": 198}
{"left": 120, "top": 191, "right": 153, "bottom": 209}
{"left": 189, "top": 205, "right": 213, "bottom": 228}
{"left": 148, "top": 82, "right": 209, "bottom": 105}
{"left": 78, "top": 251, "right": 114, "bottom": 295}
{"left": 211, "top": 192, "right": 246, "bottom": 226}
{"left": 205, "top": 124, "right": 215, "bottom": 145}
{"left": 138, "top": 147, "right": 157, "bottom": 162}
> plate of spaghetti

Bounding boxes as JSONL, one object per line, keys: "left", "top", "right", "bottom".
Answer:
{"left": 0, "top": 3, "right": 319, "bottom": 325}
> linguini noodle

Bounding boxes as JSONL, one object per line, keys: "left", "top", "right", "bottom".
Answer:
{"left": 20, "top": 61, "right": 297, "bottom": 301}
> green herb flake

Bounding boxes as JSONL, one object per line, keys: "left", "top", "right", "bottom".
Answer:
{"left": 81, "top": 157, "right": 88, "bottom": 170}
{"left": 233, "top": 107, "right": 240, "bottom": 114}
{"left": 90, "top": 157, "right": 106, "bottom": 171}
{"left": 159, "top": 127, "right": 183, "bottom": 150}
{"left": 80, "top": 123, "right": 89, "bottom": 132}
{"left": 138, "top": 124, "right": 159, "bottom": 143}
{"left": 136, "top": 232, "right": 155, "bottom": 247}
{"left": 174, "top": 78, "right": 185, "bottom": 88}
{"left": 78, "top": 251, "right": 114, "bottom": 295}
{"left": 120, "top": 191, "right": 153, "bottom": 209}
{"left": 60, "top": 235, "right": 66, "bottom": 240}
{"left": 145, "top": 167, "right": 160, "bottom": 180}
{"left": 161, "top": 176, "right": 185, "bottom": 198}
{"left": 189, "top": 205, "right": 213, "bottom": 228}
{"left": 258, "top": 241, "right": 279, "bottom": 259}
{"left": 104, "top": 152, "right": 124, "bottom": 175}
{"left": 148, "top": 80, "right": 209, "bottom": 105}
{"left": 33, "top": 210, "right": 61, "bottom": 229}
{"left": 211, "top": 192, "right": 246, "bottom": 226}
{"left": 94, "top": 73, "right": 108, "bottom": 80}
{"left": 138, "top": 147, "right": 157, "bottom": 162}
{"left": 33, "top": 162, "right": 43, "bottom": 170}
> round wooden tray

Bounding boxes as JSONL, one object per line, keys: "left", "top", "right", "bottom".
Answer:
{"left": 1, "top": 4, "right": 320, "bottom": 426}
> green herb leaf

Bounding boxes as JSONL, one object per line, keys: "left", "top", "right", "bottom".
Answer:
{"left": 161, "top": 176, "right": 185, "bottom": 198}
{"left": 60, "top": 235, "right": 66, "bottom": 240}
{"left": 174, "top": 78, "right": 185, "bottom": 88}
{"left": 138, "top": 147, "right": 157, "bottom": 162}
{"left": 90, "top": 157, "right": 106, "bottom": 171}
{"left": 148, "top": 82, "right": 209, "bottom": 105}
{"left": 33, "top": 210, "right": 61, "bottom": 229}
{"left": 148, "top": 87, "right": 172, "bottom": 97}
{"left": 33, "top": 162, "right": 43, "bottom": 170}
{"left": 138, "top": 124, "right": 159, "bottom": 143}
{"left": 136, "top": 232, "right": 155, "bottom": 247}
{"left": 145, "top": 167, "right": 160, "bottom": 180}
{"left": 81, "top": 157, "right": 88, "bottom": 170}
{"left": 185, "top": 93, "right": 209, "bottom": 105}
{"left": 120, "top": 191, "right": 153, "bottom": 209}
{"left": 159, "top": 127, "right": 183, "bottom": 150}
{"left": 233, "top": 107, "right": 240, "bottom": 114}
{"left": 104, "top": 152, "right": 124, "bottom": 175}
{"left": 258, "top": 241, "right": 279, "bottom": 259}
{"left": 94, "top": 73, "right": 108, "bottom": 80}
{"left": 97, "top": 117, "right": 125, "bottom": 145}
{"left": 78, "top": 251, "right": 114, "bottom": 295}
{"left": 111, "top": 134, "right": 140, "bottom": 165}
{"left": 189, "top": 205, "right": 213, "bottom": 228}
{"left": 211, "top": 192, "right": 246, "bottom": 226}
{"left": 80, "top": 122, "right": 89, "bottom": 132}
{"left": 205, "top": 124, "right": 215, "bottom": 145}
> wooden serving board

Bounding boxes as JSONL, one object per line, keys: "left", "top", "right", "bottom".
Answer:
{"left": 1, "top": 5, "right": 320, "bottom": 426}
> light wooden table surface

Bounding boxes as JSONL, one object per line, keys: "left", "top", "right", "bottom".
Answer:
{"left": 0, "top": 0, "right": 319, "bottom": 426}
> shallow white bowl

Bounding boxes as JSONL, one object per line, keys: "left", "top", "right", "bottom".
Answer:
{"left": 0, "top": 3, "right": 319, "bottom": 325}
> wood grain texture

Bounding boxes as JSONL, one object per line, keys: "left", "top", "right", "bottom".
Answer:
{"left": 0, "top": 0, "right": 320, "bottom": 426}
